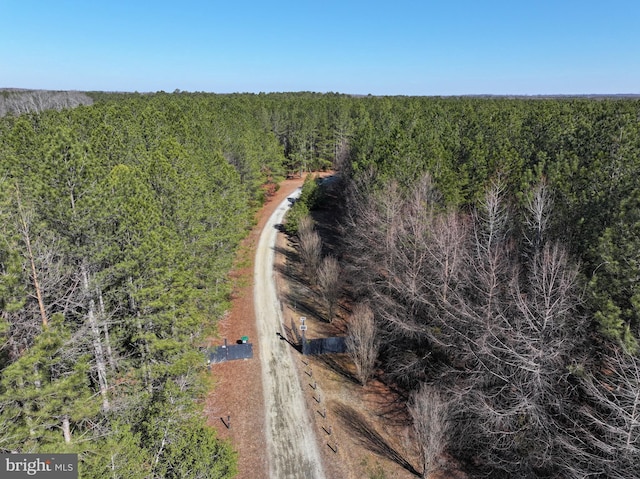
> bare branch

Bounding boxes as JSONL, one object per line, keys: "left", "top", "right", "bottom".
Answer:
{"left": 317, "top": 256, "right": 341, "bottom": 322}
{"left": 345, "top": 302, "right": 378, "bottom": 385}
{"left": 409, "top": 383, "right": 452, "bottom": 478}
{"left": 298, "top": 216, "right": 322, "bottom": 282}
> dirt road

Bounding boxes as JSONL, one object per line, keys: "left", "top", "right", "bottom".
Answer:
{"left": 254, "top": 188, "right": 327, "bottom": 479}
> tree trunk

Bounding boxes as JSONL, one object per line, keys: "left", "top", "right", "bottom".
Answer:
{"left": 82, "top": 267, "right": 110, "bottom": 412}
{"left": 15, "top": 191, "right": 48, "bottom": 329}
{"left": 130, "top": 276, "right": 152, "bottom": 392}
{"left": 98, "top": 289, "right": 117, "bottom": 372}
{"left": 62, "top": 415, "right": 72, "bottom": 444}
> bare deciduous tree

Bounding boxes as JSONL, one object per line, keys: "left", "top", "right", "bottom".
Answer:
{"left": 409, "top": 383, "right": 452, "bottom": 479}
{"left": 317, "top": 255, "right": 341, "bottom": 322}
{"left": 346, "top": 302, "right": 378, "bottom": 385}
{"left": 447, "top": 183, "right": 586, "bottom": 477}
{"left": 342, "top": 174, "right": 593, "bottom": 476}
{"left": 572, "top": 345, "right": 640, "bottom": 479}
{"left": 298, "top": 216, "right": 322, "bottom": 282}
{"left": 523, "top": 179, "right": 552, "bottom": 251}
{"left": 0, "top": 89, "right": 93, "bottom": 117}
{"left": 297, "top": 215, "right": 315, "bottom": 238}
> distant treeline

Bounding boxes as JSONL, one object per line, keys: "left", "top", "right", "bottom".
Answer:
{"left": 0, "top": 89, "right": 94, "bottom": 116}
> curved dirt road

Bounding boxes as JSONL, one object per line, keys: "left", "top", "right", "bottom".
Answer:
{"left": 254, "top": 189, "right": 327, "bottom": 479}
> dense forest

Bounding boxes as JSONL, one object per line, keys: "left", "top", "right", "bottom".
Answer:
{"left": 1, "top": 91, "right": 640, "bottom": 478}
{"left": 280, "top": 95, "right": 640, "bottom": 478}
{"left": 0, "top": 92, "right": 288, "bottom": 477}
{"left": 334, "top": 97, "right": 640, "bottom": 478}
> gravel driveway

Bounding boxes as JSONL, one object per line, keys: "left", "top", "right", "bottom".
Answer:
{"left": 254, "top": 188, "right": 327, "bottom": 479}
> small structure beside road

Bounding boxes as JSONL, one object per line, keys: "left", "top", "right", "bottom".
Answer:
{"left": 208, "top": 338, "right": 254, "bottom": 364}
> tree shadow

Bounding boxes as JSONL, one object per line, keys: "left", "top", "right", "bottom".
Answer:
{"left": 316, "top": 353, "right": 360, "bottom": 385}
{"left": 272, "top": 242, "right": 327, "bottom": 324}
{"left": 283, "top": 284, "right": 325, "bottom": 324}
{"left": 366, "top": 378, "right": 414, "bottom": 428}
{"left": 334, "top": 402, "right": 421, "bottom": 477}
{"left": 275, "top": 330, "right": 301, "bottom": 353}
{"left": 272, "top": 245, "right": 303, "bottom": 282}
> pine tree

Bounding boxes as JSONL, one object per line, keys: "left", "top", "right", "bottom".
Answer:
{"left": 0, "top": 314, "right": 100, "bottom": 452}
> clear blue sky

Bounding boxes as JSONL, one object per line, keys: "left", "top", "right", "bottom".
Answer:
{"left": 1, "top": 0, "right": 639, "bottom": 95}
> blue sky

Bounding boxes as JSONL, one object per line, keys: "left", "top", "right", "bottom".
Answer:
{"left": 1, "top": 0, "right": 639, "bottom": 95}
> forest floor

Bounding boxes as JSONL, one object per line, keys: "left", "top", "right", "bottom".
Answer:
{"left": 206, "top": 173, "right": 463, "bottom": 479}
